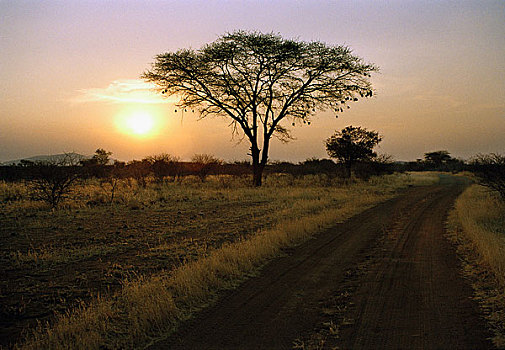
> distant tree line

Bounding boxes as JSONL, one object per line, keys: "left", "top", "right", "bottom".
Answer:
{"left": 1, "top": 148, "right": 500, "bottom": 182}
{"left": 0, "top": 148, "right": 394, "bottom": 184}
{"left": 2, "top": 147, "right": 504, "bottom": 207}
{"left": 0, "top": 147, "right": 397, "bottom": 209}
{"left": 399, "top": 150, "right": 467, "bottom": 172}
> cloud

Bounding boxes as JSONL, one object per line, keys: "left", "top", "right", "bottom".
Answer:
{"left": 71, "top": 79, "right": 177, "bottom": 104}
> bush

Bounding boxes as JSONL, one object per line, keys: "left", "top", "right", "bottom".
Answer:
{"left": 25, "top": 161, "right": 82, "bottom": 209}
{"left": 470, "top": 153, "right": 505, "bottom": 201}
{"left": 190, "top": 154, "right": 223, "bottom": 182}
{"left": 144, "top": 154, "right": 181, "bottom": 182}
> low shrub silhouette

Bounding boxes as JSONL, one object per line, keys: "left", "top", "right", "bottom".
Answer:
{"left": 25, "top": 154, "right": 82, "bottom": 209}
{"left": 471, "top": 153, "right": 505, "bottom": 200}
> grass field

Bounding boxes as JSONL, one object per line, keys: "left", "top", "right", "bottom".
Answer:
{"left": 0, "top": 173, "right": 437, "bottom": 349}
{"left": 448, "top": 184, "right": 505, "bottom": 347}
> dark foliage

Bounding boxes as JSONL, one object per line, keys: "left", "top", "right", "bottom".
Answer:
{"left": 424, "top": 150, "right": 452, "bottom": 168}
{"left": 470, "top": 154, "right": 505, "bottom": 200}
{"left": 126, "top": 160, "right": 151, "bottom": 188}
{"left": 421, "top": 150, "right": 464, "bottom": 171}
{"left": 353, "top": 155, "right": 395, "bottom": 180}
{"left": 190, "top": 154, "right": 223, "bottom": 182}
{"left": 23, "top": 155, "right": 82, "bottom": 208}
{"left": 143, "top": 154, "right": 181, "bottom": 182}
{"left": 325, "top": 125, "right": 382, "bottom": 178}
{"left": 81, "top": 149, "right": 113, "bottom": 178}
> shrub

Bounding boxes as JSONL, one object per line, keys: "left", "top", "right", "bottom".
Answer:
{"left": 24, "top": 155, "right": 82, "bottom": 209}
{"left": 470, "top": 153, "right": 505, "bottom": 200}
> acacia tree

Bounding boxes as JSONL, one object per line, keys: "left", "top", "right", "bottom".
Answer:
{"left": 325, "top": 125, "right": 382, "bottom": 178}
{"left": 143, "top": 31, "right": 377, "bottom": 186}
{"left": 424, "top": 150, "right": 452, "bottom": 168}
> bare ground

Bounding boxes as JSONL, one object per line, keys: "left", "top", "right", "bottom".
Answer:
{"left": 151, "top": 181, "right": 494, "bottom": 349}
{"left": 0, "top": 197, "right": 280, "bottom": 347}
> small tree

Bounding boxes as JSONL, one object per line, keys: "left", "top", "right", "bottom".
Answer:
{"left": 91, "top": 148, "right": 112, "bottom": 165}
{"left": 143, "top": 31, "right": 377, "bottom": 186}
{"left": 81, "top": 148, "right": 113, "bottom": 178}
{"left": 325, "top": 125, "right": 382, "bottom": 178}
{"left": 424, "top": 150, "right": 452, "bottom": 169}
{"left": 144, "top": 153, "right": 180, "bottom": 182}
{"left": 25, "top": 154, "right": 82, "bottom": 209}
{"left": 127, "top": 160, "right": 151, "bottom": 188}
{"left": 191, "top": 154, "right": 223, "bottom": 182}
{"left": 100, "top": 161, "right": 126, "bottom": 204}
{"left": 471, "top": 153, "right": 505, "bottom": 201}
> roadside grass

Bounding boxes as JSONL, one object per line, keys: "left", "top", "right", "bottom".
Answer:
{"left": 447, "top": 184, "right": 505, "bottom": 347}
{"left": 2, "top": 173, "right": 437, "bottom": 349}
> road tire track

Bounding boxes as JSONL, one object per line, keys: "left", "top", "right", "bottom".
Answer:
{"left": 150, "top": 183, "right": 493, "bottom": 349}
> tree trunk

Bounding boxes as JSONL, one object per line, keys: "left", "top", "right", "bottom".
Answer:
{"left": 249, "top": 132, "right": 271, "bottom": 187}
{"left": 252, "top": 162, "right": 264, "bottom": 187}
{"left": 252, "top": 136, "right": 271, "bottom": 187}
{"left": 250, "top": 143, "right": 262, "bottom": 187}
{"left": 345, "top": 162, "right": 352, "bottom": 178}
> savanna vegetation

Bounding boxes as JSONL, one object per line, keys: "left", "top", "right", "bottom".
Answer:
{"left": 1, "top": 147, "right": 501, "bottom": 349}
{"left": 0, "top": 167, "right": 436, "bottom": 349}
{"left": 470, "top": 153, "right": 505, "bottom": 200}
{"left": 448, "top": 183, "right": 505, "bottom": 347}
{"left": 1, "top": 26, "right": 501, "bottom": 349}
{"left": 446, "top": 154, "right": 505, "bottom": 346}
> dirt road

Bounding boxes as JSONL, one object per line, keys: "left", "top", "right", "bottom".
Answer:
{"left": 151, "top": 181, "right": 493, "bottom": 349}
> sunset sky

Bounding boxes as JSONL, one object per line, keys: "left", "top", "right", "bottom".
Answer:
{"left": 1, "top": 0, "right": 504, "bottom": 163}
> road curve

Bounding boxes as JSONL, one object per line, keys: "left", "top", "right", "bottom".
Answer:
{"left": 150, "top": 181, "right": 493, "bottom": 349}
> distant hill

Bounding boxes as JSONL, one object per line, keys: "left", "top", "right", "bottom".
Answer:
{"left": 1, "top": 153, "right": 89, "bottom": 166}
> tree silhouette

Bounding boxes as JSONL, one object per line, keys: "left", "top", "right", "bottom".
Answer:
{"left": 81, "top": 148, "right": 113, "bottom": 178}
{"left": 126, "top": 160, "right": 151, "bottom": 188}
{"left": 424, "top": 150, "right": 452, "bottom": 168}
{"left": 143, "top": 31, "right": 377, "bottom": 186}
{"left": 91, "top": 148, "right": 112, "bottom": 166}
{"left": 144, "top": 153, "right": 180, "bottom": 182}
{"left": 325, "top": 126, "right": 382, "bottom": 178}
{"left": 471, "top": 153, "right": 505, "bottom": 200}
{"left": 191, "top": 154, "right": 223, "bottom": 182}
{"left": 25, "top": 153, "right": 82, "bottom": 209}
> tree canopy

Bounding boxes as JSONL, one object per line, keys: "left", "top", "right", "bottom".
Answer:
{"left": 143, "top": 30, "right": 378, "bottom": 186}
{"left": 325, "top": 125, "right": 382, "bottom": 177}
{"left": 423, "top": 150, "right": 452, "bottom": 167}
{"left": 91, "top": 148, "right": 112, "bottom": 166}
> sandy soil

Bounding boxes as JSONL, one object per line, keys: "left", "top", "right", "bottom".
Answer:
{"left": 151, "top": 181, "right": 493, "bottom": 349}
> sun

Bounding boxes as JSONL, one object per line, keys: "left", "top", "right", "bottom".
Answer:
{"left": 122, "top": 111, "right": 155, "bottom": 136}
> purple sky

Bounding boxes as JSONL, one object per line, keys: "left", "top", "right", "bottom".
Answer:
{"left": 1, "top": 0, "right": 504, "bottom": 162}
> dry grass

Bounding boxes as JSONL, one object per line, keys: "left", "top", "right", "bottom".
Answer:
{"left": 6, "top": 173, "right": 437, "bottom": 349}
{"left": 447, "top": 184, "right": 505, "bottom": 347}
{"left": 403, "top": 171, "right": 441, "bottom": 186}
{"left": 450, "top": 185, "right": 505, "bottom": 285}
